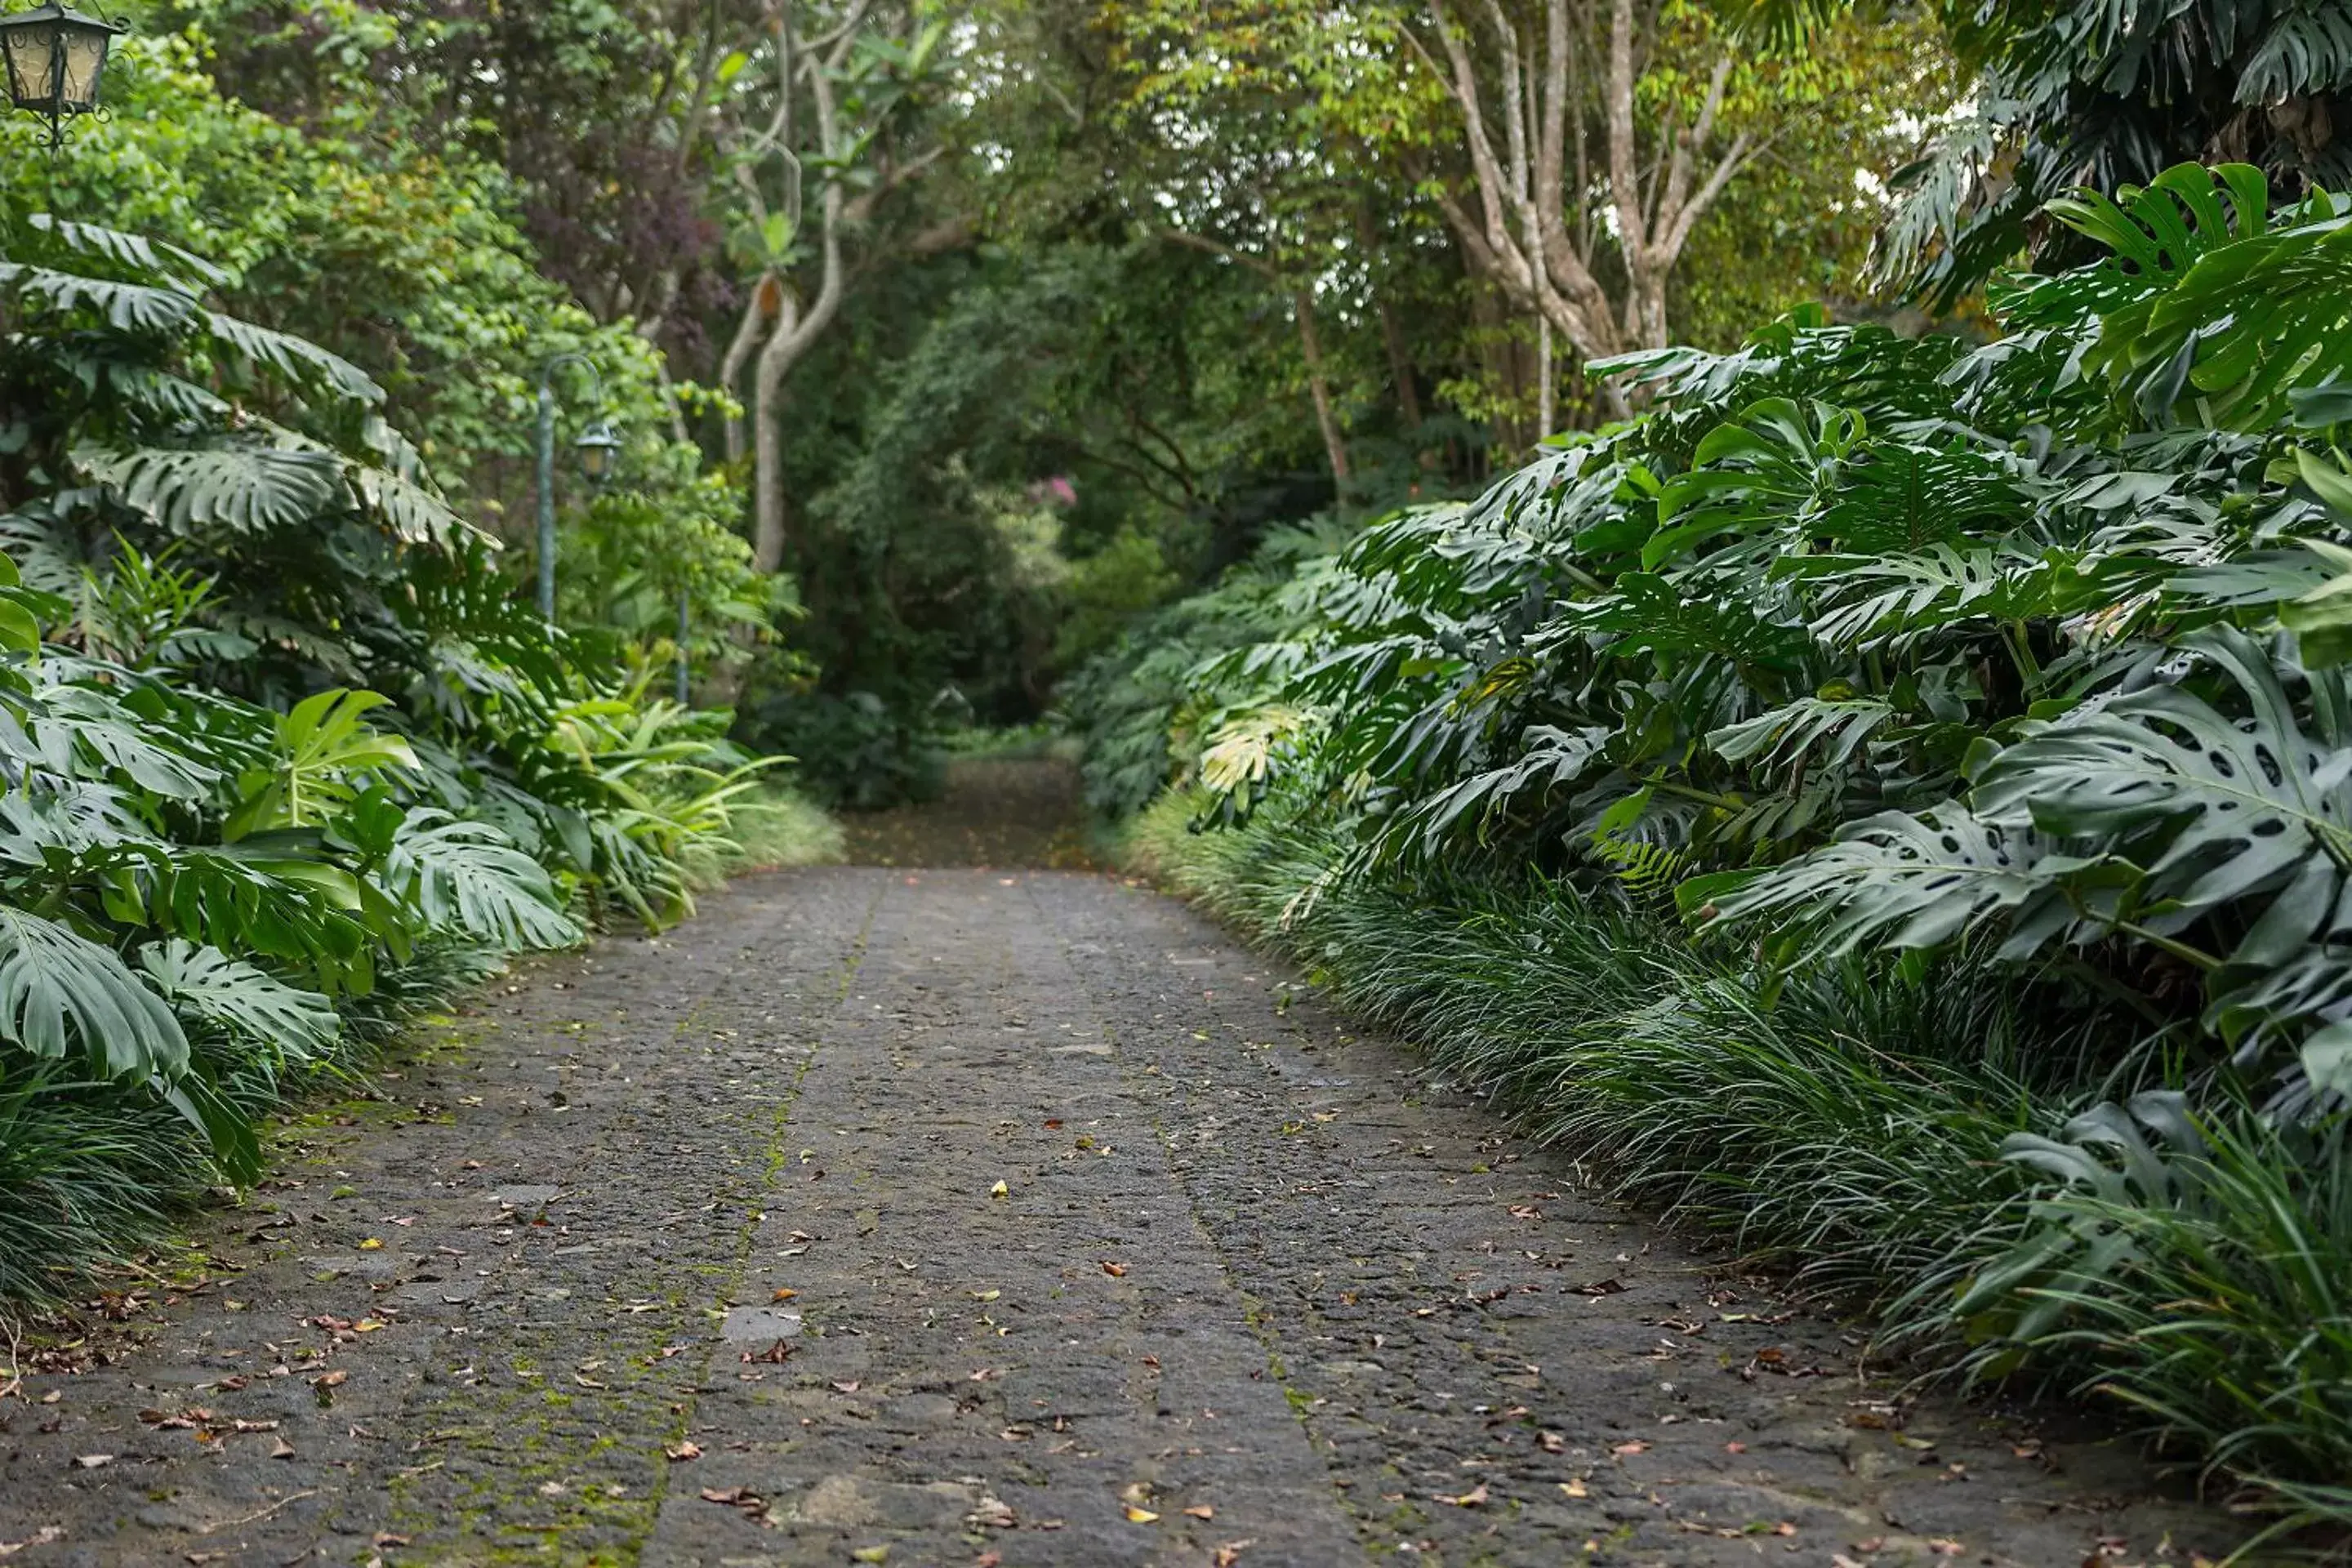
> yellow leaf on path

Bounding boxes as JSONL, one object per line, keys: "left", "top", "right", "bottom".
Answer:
{"left": 1437, "top": 1484, "right": 1489, "bottom": 1507}
{"left": 770, "top": 1288, "right": 798, "bottom": 1302}
{"left": 1123, "top": 1506, "right": 1159, "bottom": 1524}
{"left": 353, "top": 1319, "right": 384, "bottom": 1333}
{"left": 989, "top": 1180, "right": 1009, "bottom": 1200}
{"left": 357, "top": 1238, "right": 384, "bottom": 1250}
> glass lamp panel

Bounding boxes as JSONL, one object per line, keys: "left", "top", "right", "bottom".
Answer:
{"left": 2, "top": 22, "right": 59, "bottom": 111}
{"left": 56, "top": 20, "right": 105, "bottom": 109}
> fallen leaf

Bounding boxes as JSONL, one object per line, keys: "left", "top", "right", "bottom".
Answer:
{"left": 969, "top": 1367, "right": 1001, "bottom": 1382}
{"left": 770, "top": 1288, "right": 799, "bottom": 1302}
{"left": 0, "top": 1526, "right": 65, "bottom": 1558}
{"left": 358, "top": 1239, "right": 384, "bottom": 1251}
{"left": 353, "top": 1319, "right": 385, "bottom": 1333}
{"left": 1611, "top": 1441, "right": 1649, "bottom": 1456}
{"left": 1560, "top": 1478, "right": 1588, "bottom": 1499}
{"left": 1436, "top": 1484, "right": 1489, "bottom": 1507}
{"left": 665, "top": 1441, "right": 702, "bottom": 1462}
{"left": 1184, "top": 1505, "right": 1215, "bottom": 1519}
{"left": 1572, "top": 1278, "right": 1627, "bottom": 1296}
{"left": 1100, "top": 1261, "right": 1127, "bottom": 1277}
{"left": 71, "top": 1454, "right": 113, "bottom": 1470}
{"left": 988, "top": 1181, "right": 1009, "bottom": 1200}
{"left": 1538, "top": 1431, "right": 1565, "bottom": 1453}
{"left": 1123, "top": 1506, "right": 1160, "bottom": 1524}
{"left": 851, "top": 1548, "right": 889, "bottom": 1564}
{"left": 1855, "top": 1539, "right": 1886, "bottom": 1553}
{"left": 832, "top": 1380, "right": 862, "bottom": 1393}
{"left": 313, "top": 1370, "right": 348, "bottom": 1389}
{"left": 968, "top": 1494, "right": 1017, "bottom": 1529}
{"left": 1214, "top": 1544, "right": 1254, "bottom": 1567}
{"left": 1043, "top": 1119, "right": 1062, "bottom": 1129}
{"left": 270, "top": 1437, "right": 296, "bottom": 1459}
{"left": 969, "top": 1289, "right": 1000, "bottom": 1302}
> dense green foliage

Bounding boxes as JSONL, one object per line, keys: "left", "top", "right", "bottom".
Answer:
{"left": 1082, "top": 163, "right": 2352, "bottom": 1537}
{"left": 0, "top": 211, "right": 822, "bottom": 1299}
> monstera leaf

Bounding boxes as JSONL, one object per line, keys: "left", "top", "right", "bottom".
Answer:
{"left": 1686, "top": 804, "right": 2084, "bottom": 960}
{"left": 1970, "top": 626, "right": 2352, "bottom": 934}
{"left": 382, "top": 809, "right": 581, "bottom": 952}
{"left": 78, "top": 444, "right": 345, "bottom": 535}
{"left": 136, "top": 937, "right": 339, "bottom": 1063}
{"left": 0, "top": 906, "right": 188, "bottom": 1078}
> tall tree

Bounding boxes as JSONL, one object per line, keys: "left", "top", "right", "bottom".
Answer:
{"left": 710, "top": 0, "right": 960, "bottom": 572}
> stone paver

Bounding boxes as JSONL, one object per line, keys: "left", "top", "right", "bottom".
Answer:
{"left": 0, "top": 868, "right": 2241, "bottom": 1566}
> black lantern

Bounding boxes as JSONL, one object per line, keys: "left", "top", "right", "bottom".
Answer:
{"left": 573, "top": 420, "right": 621, "bottom": 488}
{"left": 0, "top": 4, "right": 126, "bottom": 149}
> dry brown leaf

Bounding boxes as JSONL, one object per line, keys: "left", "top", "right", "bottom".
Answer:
{"left": 270, "top": 1437, "right": 296, "bottom": 1459}
{"left": 1436, "top": 1483, "right": 1489, "bottom": 1507}
{"left": 770, "top": 1288, "right": 799, "bottom": 1302}
{"left": 665, "top": 1441, "right": 702, "bottom": 1462}
{"left": 1560, "top": 1478, "right": 1588, "bottom": 1499}
{"left": 1611, "top": 1441, "right": 1649, "bottom": 1456}
{"left": 313, "top": 1370, "right": 348, "bottom": 1389}
{"left": 1183, "top": 1504, "right": 1214, "bottom": 1520}
{"left": 1099, "top": 1261, "right": 1127, "bottom": 1277}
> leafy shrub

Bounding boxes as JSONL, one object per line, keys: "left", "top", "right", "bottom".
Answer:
{"left": 1106, "top": 163, "right": 2352, "bottom": 1532}
{"left": 0, "top": 217, "right": 826, "bottom": 1303}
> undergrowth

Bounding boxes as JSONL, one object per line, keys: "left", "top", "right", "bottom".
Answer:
{"left": 1125, "top": 786, "right": 2352, "bottom": 1554}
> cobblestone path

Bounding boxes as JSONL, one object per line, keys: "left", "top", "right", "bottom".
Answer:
{"left": 0, "top": 867, "right": 2241, "bottom": 1566}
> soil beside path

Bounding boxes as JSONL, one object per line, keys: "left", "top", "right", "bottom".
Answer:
{"left": 0, "top": 767, "right": 2245, "bottom": 1566}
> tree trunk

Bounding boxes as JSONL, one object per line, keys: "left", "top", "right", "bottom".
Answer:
{"left": 1293, "top": 289, "right": 1350, "bottom": 489}
{"left": 751, "top": 292, "right": 802, "bottom": 574}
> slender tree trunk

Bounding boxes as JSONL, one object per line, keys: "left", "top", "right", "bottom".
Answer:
{"left": 1356, "top": 199, "right": 1424, "bottom": 430}
{"left": 1292, "top": 289, "right": 1350, "bottom": 489}
{"left": 719, "top": 274, "right": 773, "bottom": 465}
{"left": 1537, "top": 312, "right": 1555, "bottom": 441}
{"left": 751, "top": 293, "right": 803, "bottom": 574}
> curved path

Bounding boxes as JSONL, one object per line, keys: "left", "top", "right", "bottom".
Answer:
{"left": 1, "top": 858, "right": 2238, "bottom": 1563}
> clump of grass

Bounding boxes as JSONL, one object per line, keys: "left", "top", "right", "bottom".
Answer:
{"left": 683, "top": 782, "right": 844, "bottom": 887}
{"left": 1124, "top": 785, "right": 2352, "bottom": 1548}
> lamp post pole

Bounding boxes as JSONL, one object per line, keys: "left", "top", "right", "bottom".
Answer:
{"left": 535, "top": 377, "right": 559, "bottom": 621}
{"left": 531, "top": 353, "right": 618, "bottom": 624}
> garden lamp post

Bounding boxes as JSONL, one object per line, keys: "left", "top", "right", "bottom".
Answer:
{"left": 533, "top": 355, "right": 619, "bottom": 622}
{"left": 0, "top": 3, "right": 125, "bottom": 149}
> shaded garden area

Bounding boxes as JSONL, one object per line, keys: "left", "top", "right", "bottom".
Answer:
{"left": 0, "top": 0, "right": 2347, "bottom": 1558}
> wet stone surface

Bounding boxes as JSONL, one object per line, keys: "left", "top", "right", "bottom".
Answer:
{"left": 0, "top": 867, "right": 2244, "bottom": 1566}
